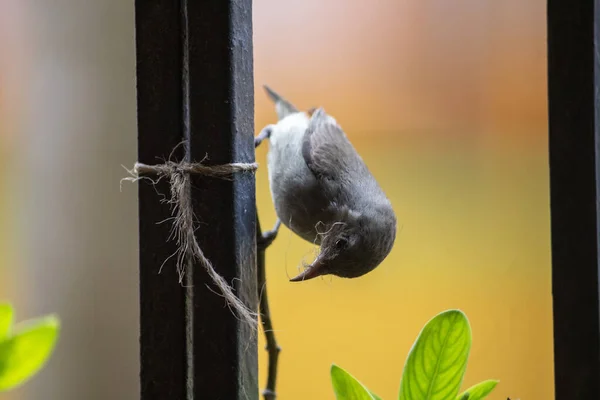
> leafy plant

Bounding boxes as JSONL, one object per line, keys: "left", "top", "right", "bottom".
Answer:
{"left": 0, "top": 302, "right": 60, "bottom": 392}
{"left": 330, "top": 310, "right": 499, "bottom": 400}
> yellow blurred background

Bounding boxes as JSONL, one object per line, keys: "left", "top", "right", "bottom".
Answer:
{"left": 0, "top": 0, "right": 551, "bottom": 399}
{"left": 254, "top": 1, "right": 551, "bottom": 399}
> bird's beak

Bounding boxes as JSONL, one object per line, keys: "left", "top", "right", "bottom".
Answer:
{"left": 289, "top": 257, "right": 327, "bottom": 282}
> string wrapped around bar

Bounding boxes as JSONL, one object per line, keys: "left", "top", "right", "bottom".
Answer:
{"left": 123, "top": 156, "right": 259, "bottom": 328}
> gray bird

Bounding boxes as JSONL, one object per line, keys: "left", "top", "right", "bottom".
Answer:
{"left": 255, "top": 85, "right": 397, "bottom": 282}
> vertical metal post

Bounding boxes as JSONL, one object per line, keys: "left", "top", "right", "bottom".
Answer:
{"left": 135, "top": 1, "right": 257, "bottom": 398}
{"left": 548, "top": 1, "right": 600, "bottom": 398}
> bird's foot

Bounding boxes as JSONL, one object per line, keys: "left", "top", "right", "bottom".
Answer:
{"left": 254, "top": 125, "right": 274, "bottom": 148}
{"left": 258, "top": 219, "right": 281, "bottom": 251}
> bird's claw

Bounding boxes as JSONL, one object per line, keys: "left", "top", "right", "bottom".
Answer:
{"left": 254, "top": 125, "right": 274, "bottom": 148}
{"left": 258, "top": 220, "right": 281, "bottom": 251}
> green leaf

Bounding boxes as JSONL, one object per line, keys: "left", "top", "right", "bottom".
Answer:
{"left": 369, "top": 390, "right": 383, "bottom": 400}
{"left": 398, "top": 309, "right": 472, "bottom": 400}
{"left": 331, "top": 364, "right": 376, "bottom": 400}
{"left": 0, "top": 304, "right": 13, "bottom": 340}
{"left": 0, "top": 315, "right": 60, "bottom": 392}
{"left": 455, "top": 379, "right": 499, "bottom": 400}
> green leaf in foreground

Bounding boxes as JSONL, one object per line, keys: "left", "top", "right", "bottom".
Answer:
{"left": 455, "top": 379, "right": 499, "bottom": 400}
{"left": 331, "top": 364, "right": 376, "bottom": 400}
{"left": 369, "top": 391, "right": 383, "bottom": 400}
{"left": 0, "top": 304, "right": 13, "bottom": 340}
{"left": 398, "top": 309, "right": 472, "bottom": 400}
{"left": 0, "top": 315, "right": 60, "bottom": 392}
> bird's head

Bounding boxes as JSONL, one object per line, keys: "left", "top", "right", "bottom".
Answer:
{"left": 290, "top": 205, "right": 397, "bottom": 282}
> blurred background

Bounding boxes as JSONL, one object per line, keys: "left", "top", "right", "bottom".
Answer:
{"left": 0, "top": 0, "right": 551, "bottom": 399}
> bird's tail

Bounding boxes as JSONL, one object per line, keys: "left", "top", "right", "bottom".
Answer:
{"left": 263, "top": 85, "right": 299, "bottom": 121}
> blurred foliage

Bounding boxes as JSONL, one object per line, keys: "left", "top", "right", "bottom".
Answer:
{"left": 0, "top": 303, "right": 60, "bottom": 392}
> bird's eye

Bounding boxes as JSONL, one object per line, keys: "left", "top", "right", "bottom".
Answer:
{"left": 334, "top": 238, "right": 348, "bottom": 250}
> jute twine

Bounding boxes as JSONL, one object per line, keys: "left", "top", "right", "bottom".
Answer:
{"left": 123, "top": 157, "right": 259, "bottom": 327}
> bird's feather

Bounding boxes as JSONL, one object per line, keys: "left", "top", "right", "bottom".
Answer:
{"left": 302, "top": 108, "right": 370, "bottom": 195}
{"left": 263, "top": 85, "right": 299, "bottom": 121}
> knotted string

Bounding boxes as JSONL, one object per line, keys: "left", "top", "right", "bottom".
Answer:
{"left": 123, "top": 158, "right": 259, "bottom": 327}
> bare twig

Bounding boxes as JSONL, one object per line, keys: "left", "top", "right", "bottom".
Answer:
{"left": 256, "top": 215, "right": 281, "bottom": 400}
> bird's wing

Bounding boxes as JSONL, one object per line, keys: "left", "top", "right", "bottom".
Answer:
{"left": 302, "top": 108, "right": 367, "bottom": 189}
{"left": 263, "top": 85, "right": 299, "bottom": 121}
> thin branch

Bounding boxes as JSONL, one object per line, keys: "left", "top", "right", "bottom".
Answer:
{"left": 256, "top": 214, "right": 281, "bottom": 400}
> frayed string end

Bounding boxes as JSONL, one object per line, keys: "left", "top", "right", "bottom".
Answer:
{"left": 123, "top": 157, "right": 259, "bottom": 328}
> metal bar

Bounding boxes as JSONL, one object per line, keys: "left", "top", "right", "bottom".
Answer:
{"left": 548, "top": 1, "right": 600, "bottom": 398}
{"left": 135, "top": 1, "right": 187, "bottom": 399}
{"left": 185, "top": 0, "right": 258, "bottom": 398}
{"left": 135, "top": 0, "right": 257, "bottom": 398}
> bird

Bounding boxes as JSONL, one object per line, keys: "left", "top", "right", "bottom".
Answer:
{"left": 255, "top": 85, "right": 397, "bottom": 282}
